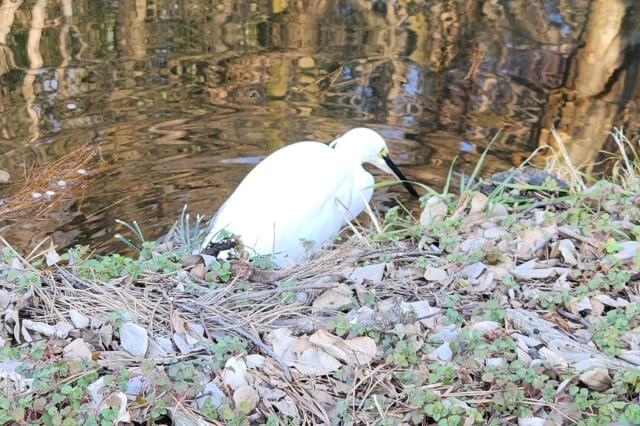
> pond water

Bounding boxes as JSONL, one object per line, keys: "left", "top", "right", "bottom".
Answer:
{"left": 1, "top": 0, "right": 639, "bottom": 252}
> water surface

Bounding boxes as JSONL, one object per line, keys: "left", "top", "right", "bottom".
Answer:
{"left": 1, "top": 0, "right": 639, "bottom": 251}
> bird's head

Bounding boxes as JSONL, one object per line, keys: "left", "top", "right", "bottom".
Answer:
{"left": 330, "top": 128, "right": 419, "bottom": 198}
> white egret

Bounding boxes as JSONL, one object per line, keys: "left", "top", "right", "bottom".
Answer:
{"left": 201, "top": 127, "right": 419, "bottom": 266}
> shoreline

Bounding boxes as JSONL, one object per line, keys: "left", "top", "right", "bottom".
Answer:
{"left": 0, "top": 164, "right": 639, "bottom": 425}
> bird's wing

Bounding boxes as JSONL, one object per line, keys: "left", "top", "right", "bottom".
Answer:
{"left": 204, "top": 142, "right": 352, "bottom": 254}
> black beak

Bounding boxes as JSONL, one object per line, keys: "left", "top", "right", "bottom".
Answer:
{"left": 382, "top": 155, "right": 419, "bottom": 199}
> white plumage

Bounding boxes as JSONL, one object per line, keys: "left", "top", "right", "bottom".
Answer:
{"left": 201, "top": 128, "right": 417, "bottom": 266}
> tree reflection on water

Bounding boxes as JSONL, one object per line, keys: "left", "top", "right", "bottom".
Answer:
{"left": 0, "top": 0, "right": 639, "bottom": 251}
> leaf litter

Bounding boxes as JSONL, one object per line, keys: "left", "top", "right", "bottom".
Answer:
{"left": 0, "top": 164, "right": 640, "bottom": 424}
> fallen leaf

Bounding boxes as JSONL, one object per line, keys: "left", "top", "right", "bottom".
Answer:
{"left": 312, "top": 284, "right": 353, "bottom": 312}
{"left": 0, "top": 359, "right": 32, "bottom": 391}
{"left": 469, "top": 321, "right": 500, "bottom": 334}
{"left": 593, "top": 294, "right": 627, "bottom": 308}
{"left": 119, "top": 322, "right": 148, "bottom": 357}
{"left": 45, "top": 243, "right": 62, "bottom": 266}
{"left": 233, "top": 385, "right": 259, "bottom": 412}
{"left": 0, "top": 170, "right": 9, "bottom": 183}
{"left": 347, "top": 263, "right": 386, "bottom": 283}
{"left": 223, "top": 356, "right": 248, "bottom": 389}
{"left": 558, "top": 239, "right": 578, "bottom": 265}
{"left": 420, "top": 196, "right": 447, "bottom": 227}
{"left": 424, "top": 266, "right": 448, "bottom": 281}
{"left": 518, "top": 418, "right": 546, "bottom": 426}
{"left": 517, "top": 227, "right": 556, "bottom": 258}
{"left": 273, "top": 396, "right": 300, "bottom": 418}
{"left": 400, "top": 300, "right": 441, "bottom": 320}
{"left": 428, "top": 342, "right": 453, "bottom": 362}
{"left": 309, "top": 330, "right": 376, "bottom": 365}
{"left": 64, "top": 338, "right": 93, "bottom": 360}
{"left": 190, "top": 263, "right": 205, "bottom": 280}
{"left": 102, "top": 392, "right": 130, "bottom": 423}
{"left": 463, "top": 262, "right": 486, "bottom": 279}
{"left": 265, "top": 328, "right": 297, "bottom": 366}
{"left": 293, "top": 348, "right": 341, "bottom": 376}
{"left": 511, "top": 261, "right": 555, "bottom": 280}
{"left": 470, "top": 192, "right": 489, "bottom": 214}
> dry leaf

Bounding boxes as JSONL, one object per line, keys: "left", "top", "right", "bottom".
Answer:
{"left": 245, "top": 354, "right": 265, "bottom": 369}
{"left": 293, "top": 348, "right": 341, "bottom": 376}
{"left": 420, "top": 196, "right": 447, "bottom": 227}
{"left": 428, "top": 342, "right": 453, "bottom": 362}
{"left": 196, "top": 381, "right": 225, "bottom": 410}
{"left": 470, "top": 192, "right": 489, "bottom": 213}
{"left": 424, "top": 266, "right": 448, "bottom": 281}
{"left": 517, "top": 227, "right": 556, "bottom": 258}
{"left": 273, "top": 396, "right": 300, "bottom": 418}
{"left": 518, "top": 418, "right": 546, "bottom": 426}
{"left": 265, "top": 328, "right": 297, "bottom": 366}
{"left": 64, "top": 338, "right": 93, "bottom": 360}
{"left": 309, "top": 330, "right": 376, "bottom": 365}
{"left": 223, "top": 356, "right": 248, "bottom": 389}
{"left": 233, "top": 385, "right": 259, "bottom": 412}
{"left": 45, "top": 243, "right": 62, "bottom": 266}
{"left": 312, "top": 284, "right": 353, "bottom": 312}
{"left": 558, "top": 239, "right": 578, "bottom": 265}
{"left": 348, "top": 263, "right": 386, "bottom": 283}
{"left": 190, "top": 263, "right": 205, "bottom": 280}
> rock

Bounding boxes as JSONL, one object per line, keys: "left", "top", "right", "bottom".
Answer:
{"left": 518, "top": 418, "right": 546, "bottom": 426}
{"left": 463, "top": 262, "right": 486, "bottom": 279}
{"left": 197, "top": 381, "right": 225, "bottom": 410}
{"left": 469, "top": 321, "right": 500, "bottom": 334}
{"left": 428, "top": 342, "right": 453, "bottom": 362}
{"left": 401, "top": 301, "right": 440, "bottom": 320}
{"left": 614, "top": 241, "right": 640, "bottom": 261}
{"left": 579, "top": 367, "right": 612, "bottom": 391}
{"left": 119, "top": 322, "right": 148, "bottom": 357}
{"left": 69, "top": 309, "right": 90, "bottom": 329}
{"left": 424, "top": 266, "right": 448, "bottom": 281}
{"left": 348, "top": 263, "right": 386, "bottom": 283}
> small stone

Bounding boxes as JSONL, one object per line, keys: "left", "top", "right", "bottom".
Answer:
{"left": 298, "top": 56, "right": 315, "bottom": 69}
{"left": 69, "top": 309, "right": 90, "bottom": 329}
{"left": 428, "top": 342, "right": 453, "bottom": 362}
{"left": 424, "top": 266, "right": 448, "bottom": 281}
{"left": 579, "top": 367, "right": 612, "bottom": 391}
{"left": 119, "top": 322, "right": 148, "bottom": 357}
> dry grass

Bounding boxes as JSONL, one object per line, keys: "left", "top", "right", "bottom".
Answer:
{"left": 0, "top": 145, "right": 105, "bottom": 221}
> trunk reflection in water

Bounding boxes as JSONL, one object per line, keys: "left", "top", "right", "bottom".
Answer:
{"left": 0, "top": 0, "right": 638, "bottom": 251}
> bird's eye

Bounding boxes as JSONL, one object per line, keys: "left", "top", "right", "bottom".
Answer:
{"left": 379, "top": 148, "right": 388, "bottom": 157}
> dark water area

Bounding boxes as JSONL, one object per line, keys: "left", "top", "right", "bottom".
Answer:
{"left": 1, "top": 0, "right": 639, "bottom": 252}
